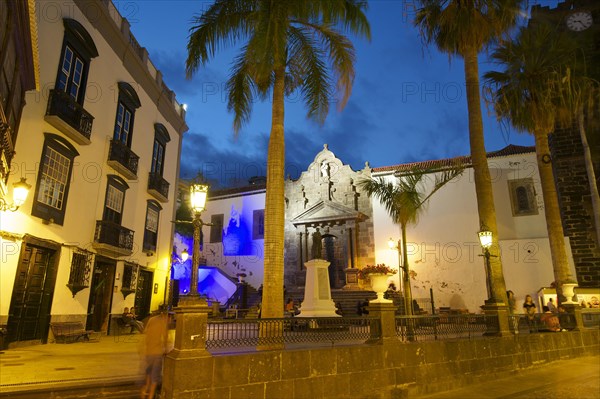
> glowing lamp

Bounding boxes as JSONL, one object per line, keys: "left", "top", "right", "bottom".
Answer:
{"left": 478, "top": 229, "right": 493, "bottom": 249}
{"left": 387, "top": 237, "right": 396, "bottom": 250}
{"left": 1, "top": 178, "right": 31, "bottom": 211}
{"left": 12, "top": 178, "right": 31, "bottom": 206}
{"left": 190, "top": 184, "right": 208, "bottom": 214}
{"left": 180, "top": 249, "right": 189, "bottom": 263}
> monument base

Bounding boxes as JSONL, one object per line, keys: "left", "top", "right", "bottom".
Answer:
{"left": 298, "top": 259, "right": 339, "bottom": 318}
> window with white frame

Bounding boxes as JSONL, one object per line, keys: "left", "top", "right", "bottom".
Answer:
{"left": 102, "top": 175, "right": 129, "bottom": 224}
{"left": 143, "top": 200, "right": 162, "bottom": 252}
{"left": 31, "top": 134, "right": 79, "bottom": 225}
{"left": 54, "top": 19, "right": 98, "bottom": 104}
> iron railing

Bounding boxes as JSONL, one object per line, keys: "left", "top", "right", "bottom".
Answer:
{"left": 396, "top": 314, "right": 499, "bottom": 342}
{"left": 46, "top": 89, "right": 94, "bottom": 140}
{"left": 148, "top": 172, "right": 169, "bottom": 201}
{"left": 206, "top": 317, "right": 377, "bottom": 351}
{"left": 581, "top": 310, "right": 600, "bottom": 329}
{"left": 94, "top": 220, "right": 134, "bottom": 251}
{"left": 108, "top": 139, "right": 139, "bottom": 177}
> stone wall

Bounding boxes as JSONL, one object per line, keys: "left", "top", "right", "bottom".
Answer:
{"left": 162, "top": 330, "right": 599, "bottom": 399}
{"left": 550, "top": 124, "right": 600, "bottom": 287}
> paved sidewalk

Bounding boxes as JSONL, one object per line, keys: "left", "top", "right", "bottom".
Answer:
{"left": 0, "top": 334, "right": 145, "bottom": 395}
{"left": 420, "top": 355, "right": 600, "bottom": 399}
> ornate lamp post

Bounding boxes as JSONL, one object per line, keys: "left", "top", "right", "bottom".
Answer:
{"left": 188, "top": 184, "right": 208, "bottom": 298}
{"left": 0, "top": 178, "right": 31, "bottom": 212}
{"left": 477, "top": 227, "right": 497, "bottom": 304}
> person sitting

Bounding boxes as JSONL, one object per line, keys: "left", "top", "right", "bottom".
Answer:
{"left": 540, "top": 306, "right": 565, "bottom": 332}
{"left": 285, "top": 298, "right": 297, "bottom": 317}
{"left": 357, "top": 299, "right": 369, "bottom": 316}
{"left": 546, "top": 298, "right": 557, "bottom": 313}
{"left": 122, "top": 306, "right": 144, "bottom": 333}
{"left": 335, "top": 302, "right": 343, "bottom": 316}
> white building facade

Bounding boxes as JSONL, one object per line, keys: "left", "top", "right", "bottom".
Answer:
{"left": 0, "top": 0, "right": 186, "bottom": 346}
{"left": 189, "top": 145, "right": 575, "bottom": 313}
{"left": 371, "top": 145, "right": 576, "bottom": 312}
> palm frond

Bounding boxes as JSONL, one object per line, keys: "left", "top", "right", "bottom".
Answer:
{"left": 226, "top": 49, "right": 257, "bottom": 133}
{"left": 186, "top": 0, "right": 258, "bottom": 77}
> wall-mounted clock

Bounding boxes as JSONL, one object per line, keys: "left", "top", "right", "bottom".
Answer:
{"left": 566, "top": 11, "right": 593, "bottom": 31}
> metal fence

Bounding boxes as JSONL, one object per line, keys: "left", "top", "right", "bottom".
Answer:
{"left": 206, "top": 316, "right": 377, "bottom": 351}
{"left": 582, "top": 310, "right": 600, "bottom": 329}
{"left": 395, "top": 314, "right": 499, "bottom": 342}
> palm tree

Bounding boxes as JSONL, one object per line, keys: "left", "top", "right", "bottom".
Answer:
{"left": 359, "top": 164, "right": 463, "bottom": 316}
{"left": 561, "top": 66, "right": 600, "bottom": 246}
{"left": 484, "top": 23, "right": 578, "bottom": 300}
{"left": 414, "top": 0, "right": 523, "bottom": 306}
{"left": 186, "top": 1, "right": 370, "bottom": 319}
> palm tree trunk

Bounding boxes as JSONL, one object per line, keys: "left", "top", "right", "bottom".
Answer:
{"left": 401, "top": 224, "right": 413, "bottom": 316}
{"left": 578, "top": 112, "right": 600, "bottom": 246}
{"left": 463, "top": 47, "right": 507, "bottom": 305}
{"left": 261, "top": 65, "right": 286, "bottom": 320}
{"left": 533, "top": 128, "right": 574, "bottom": 299}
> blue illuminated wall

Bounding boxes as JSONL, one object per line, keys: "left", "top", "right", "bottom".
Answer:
{"left": 222, "top": 205, "right": 252, "bottom": 256}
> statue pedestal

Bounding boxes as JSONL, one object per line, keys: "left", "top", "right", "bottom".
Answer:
{"left": 298, "top": 259, "right": 339, "bottom": 317}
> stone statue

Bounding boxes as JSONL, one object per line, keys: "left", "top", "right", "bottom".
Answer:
{"left": 312, "top": 228, "right": 323, "bottom": 259}
{"left": 320, "top": 161, "right": 329, "bottom": 178}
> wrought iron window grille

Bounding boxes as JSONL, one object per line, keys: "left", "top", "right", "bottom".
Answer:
{"left": 66, "top": 248, "right": 94, "bottom": 297}
{"left": 121, "top": 262, "right": 139, "bottom": 299}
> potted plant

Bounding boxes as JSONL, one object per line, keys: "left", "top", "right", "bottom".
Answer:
{"left": 358, "top": 264, "right": 397, "bottom": 303}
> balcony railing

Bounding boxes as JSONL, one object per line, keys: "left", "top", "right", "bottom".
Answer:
{"left": 147, "top": 172, "right": 169, "bottom": 202}
{"left": 0, "top": 120, "right": 12, "bottom": 186}
{"left": 45, "top": 89, "right": 94, "bottom": 144}
{"left": 107, "top": 139, "right": 139, "bottom": 180}
{"left": 93, "top": 220, "right": 134, "bottom": 257}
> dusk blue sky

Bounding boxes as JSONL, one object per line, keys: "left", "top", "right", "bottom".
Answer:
{"left": 125, "top": 0, "right": 560, "bottom": 187}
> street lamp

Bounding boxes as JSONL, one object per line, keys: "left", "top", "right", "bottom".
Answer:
{"left": 477, "top": 227, "right": 497, "bottom": 303}
{"left": 189, "top": 184, "right": 209, "bottom": 297}
{"left": 180, "top": 249, "right": 189, "bottom": 263}
{"left": 0, "top": 178, "right": 31, "bottom": 212}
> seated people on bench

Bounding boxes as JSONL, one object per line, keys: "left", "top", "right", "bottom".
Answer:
{"left": 285, "top": 298, "right": 299, "bottom": 316}
{"left": 540, "top": 306, "right": 565, "bottom": 332}
{"left": 122, "top": 307, "right": 144, "bottom": 332}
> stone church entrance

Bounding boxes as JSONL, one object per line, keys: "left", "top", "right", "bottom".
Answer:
{"left": 284, "top": 144, "right": 375, "bottom": 290}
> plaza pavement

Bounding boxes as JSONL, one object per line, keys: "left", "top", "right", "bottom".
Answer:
{"left": 0, "top": 334, "right": 145, "bottom": 396}
{"left": 0, "top": 333, "right": 598, "bottom": 398}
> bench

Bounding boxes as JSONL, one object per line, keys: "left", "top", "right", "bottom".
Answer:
{"left": 50, "top": 322, "right": 98, "bottom": 343}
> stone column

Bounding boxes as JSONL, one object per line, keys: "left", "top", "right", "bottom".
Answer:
{"left": 352, "top": 224, "right": 359, "bottom": 269}
{"left": 298, "top": 232, "right": 303, "bottom": 271}
{"left": 562, "top": 304, "right": 585, "bottom": 331}
{"left": 480, "top": 303, "right": 511, "bottom": 336}
{"left": 162, "top": 296, "right": 212, "bottom": 398}
{"left": 304, "top": 227, "right": 309, "bottom": 264}
{"left": 367, "top": 302, "right": 397, "bottom": 343}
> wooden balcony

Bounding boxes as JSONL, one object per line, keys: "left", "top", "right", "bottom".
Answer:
{"left": 44, "top": 89, "right": 94, "bottom": 145}
{"left": 92, "top": 220, "right": 134, "bottom": 257}
{"left": 107, "top": 139, "right": 139, "bottom": 180}
{"left": 147, "top": 172, "right": 169, "bottom": 202}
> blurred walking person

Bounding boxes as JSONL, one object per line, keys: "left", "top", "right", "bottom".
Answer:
{"left": 141, "top": 306, "right": 169, "bottom": 398}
